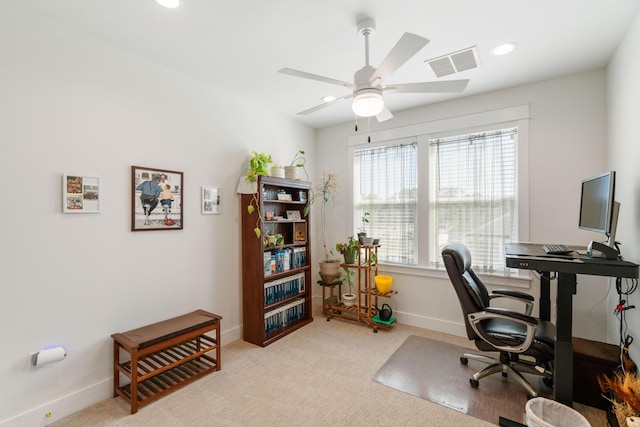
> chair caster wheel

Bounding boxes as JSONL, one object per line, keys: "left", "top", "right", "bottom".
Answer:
{"left": 543, "top": 377, "right": 554, "bottom": 388}
{"left": 470, "top": 378, "right": 479, "bottom": 388}
{"left": 460, "top": 357, "right": 468, "bottom": 365}
{"left": 502, "top": 372, "right": 508, "bottom": 377}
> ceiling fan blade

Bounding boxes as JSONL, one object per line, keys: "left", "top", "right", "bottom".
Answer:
{"left": 369, "top": 33, "right": 429, "bottom": 84}
{"left": 376, "top": 105, "right": 393, "bottom": 122}
{"left": 386, "top": 79, "right": 469, "bottom": 93}
{"left": 279, "top": 68, "right": 356, "bottom": 89}
{"left": 296, "top": 94, "right": 353, "bottom": 115}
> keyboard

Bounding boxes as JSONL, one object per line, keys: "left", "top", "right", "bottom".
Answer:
{"left": 542, "top": 244, "right": 573, "bottom": 255}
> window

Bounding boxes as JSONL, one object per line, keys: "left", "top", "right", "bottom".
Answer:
{"left": 428, "top": 128, "right": 517, "bottom": 273}
{"left": 348, "top": 105, "right": 529, "bottom": 276}
{"left": 353, "top": 140, "right": 418, "bottom": 264}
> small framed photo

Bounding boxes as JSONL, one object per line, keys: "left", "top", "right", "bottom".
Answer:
{"left": 277, "top": 192, "right": 292, "bottom": 201}
{"left": 62, "top": 174, "right": 100, "bottom": 213}
{"left": 132, "top": 166, "right": 183, "bottom": 231}
{"left": 202, "top": 186, "right": 221, "bottom": 215}
{"left": 298, "top": 191, "right": 307, "bottom": 203}
{"left": 286, "top": 210, "right": 301, "bottom": 220}
{"left": 294, "top": 222, "right": 307, "bottom": 241}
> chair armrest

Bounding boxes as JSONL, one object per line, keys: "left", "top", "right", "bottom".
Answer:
{"left": 468, "top": 307, "right": 537, "bottom": 353}
{"left": 489, "top": 289, "right": 534, "bottom": 316}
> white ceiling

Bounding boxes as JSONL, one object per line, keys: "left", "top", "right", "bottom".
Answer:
{"left": 16, "top": 0, "right": 640, "bottom": 129}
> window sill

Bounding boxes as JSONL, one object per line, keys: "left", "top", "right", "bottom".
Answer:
{"left": 380, "top": 263, "right": 531, "bottom": 289}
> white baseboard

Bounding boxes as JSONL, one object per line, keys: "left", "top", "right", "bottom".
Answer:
{"left": 311, "top": 295, "right": 466, "bottom": 338}
{"left": 0, "top": 379, "right": 111, "bottom": 427}
{"left": 0, "top": 327, "right": 242, "bottom": 427}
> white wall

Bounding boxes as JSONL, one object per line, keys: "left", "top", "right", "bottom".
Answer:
{"left": 607, "top": 13, "right": 640, "bottom": 358}
{"left": 0, "top": 5, "right": 314, "bottom": 426}
{"left": 315, "top": 69, "right": 613, "bottom": 340}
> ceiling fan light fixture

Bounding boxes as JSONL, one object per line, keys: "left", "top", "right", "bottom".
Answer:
{"left": 352, "top": 89, "right": 384, "bottom": 117}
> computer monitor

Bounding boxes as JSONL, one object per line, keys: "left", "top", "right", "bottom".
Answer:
{"left": 578, "top": 171, "right": 619, "bottom": 258}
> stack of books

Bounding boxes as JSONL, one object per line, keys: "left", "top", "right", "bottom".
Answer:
{"left": 264, "top": 298, "right": 306, "bottom": 335}
{"left": 263, "top": 273, "right": 305, "bottom": 305}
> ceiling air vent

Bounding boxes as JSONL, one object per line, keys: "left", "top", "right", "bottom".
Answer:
{"left": 426, "top": 46, "right": 479, "bottom": 78}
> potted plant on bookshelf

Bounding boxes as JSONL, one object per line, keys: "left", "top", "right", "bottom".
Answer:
{"left": 263, "top": 223, "right": 284, "bottom": 249}
{"left": 270, "top": 164, "right": 285, "bottom": 178}
{"left": 285, "top": 150, "right": 308, "bottom": 181}
{"left": 339, "top": 266, "right": 357, "bottom": 307}
{"left": 336, "top": 236, "right": 360, "bottom": 265}
{"left": 240, "top": 151, "right": 273, "bottom": 238}
{"left": 246, "top": 151, "right": 273, "bottom": 183}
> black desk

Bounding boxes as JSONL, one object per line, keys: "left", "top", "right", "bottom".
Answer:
{"left": 505, "top": 242, "right": 638, "bottom": 406}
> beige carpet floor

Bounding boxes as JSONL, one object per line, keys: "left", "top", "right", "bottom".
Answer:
{"left": 51, "top": 309, "right": 606, "bottom": 426}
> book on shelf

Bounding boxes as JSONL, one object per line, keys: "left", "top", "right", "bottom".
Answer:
{"left": 263, "top": 273, "right": 305, "bottom": 306}
{"left": 263, "top": 298, "right": 306, "bottom": 335}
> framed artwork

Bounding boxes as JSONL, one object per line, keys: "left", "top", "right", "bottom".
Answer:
{"left": 62, "top": 174, "right": 100, "bottom": 213}
{"left": 202, "top": 186, "right": 221, "bottom": 215}
{"left": 286, "top": 210, "right": 301, "bottom": 220}
{"left": 131, "top": 166, "right": 183, "bottom": 231}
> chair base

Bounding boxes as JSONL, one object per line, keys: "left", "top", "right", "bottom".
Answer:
{"left": 461, "top": 352, "right": 552, "bottom": 397}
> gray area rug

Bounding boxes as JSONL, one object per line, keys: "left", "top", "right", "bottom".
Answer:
{"left": 373, "top": 335, "right": 553, "bottom": 425}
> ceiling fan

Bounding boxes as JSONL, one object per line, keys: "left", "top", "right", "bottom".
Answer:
{"left": 279, "top": 17, "right": 470, "bottom": 122}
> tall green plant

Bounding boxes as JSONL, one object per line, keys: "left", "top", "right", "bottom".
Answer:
{"left": 304, "top": 172, "right": 338, "bottom": 259}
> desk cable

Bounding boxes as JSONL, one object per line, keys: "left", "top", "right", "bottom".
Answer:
{"left": 614, "top": 276, "right": 638, "bottom": 373}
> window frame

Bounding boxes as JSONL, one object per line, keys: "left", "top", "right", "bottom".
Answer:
{"left": 347, "top": 105, "right": 531, "bottom": 287}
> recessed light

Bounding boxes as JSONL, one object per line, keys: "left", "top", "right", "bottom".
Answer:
{"left": 155, "top": 0, "right": 180, "bottom": 8}
{"left": 321, "top": 95, "right": 336, "bottom": 103}
{"left": 492, "top": 42, "right": 518, "bottom": 56}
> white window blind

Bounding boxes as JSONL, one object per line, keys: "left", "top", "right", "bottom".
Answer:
{"left": 353, "top": 141, "right": 418, "bottom": 264}
{"left": 428, "top": 128, "right": 518, "bottom": 273}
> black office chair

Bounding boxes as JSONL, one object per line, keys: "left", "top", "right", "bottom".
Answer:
{"left": 441, "top": 243, "right": 555, "bottom": 397}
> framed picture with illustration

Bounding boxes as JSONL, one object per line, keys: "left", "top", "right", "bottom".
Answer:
{"left": 62, "top": 174, "right": 100, "bottom": 213}
{"left": 131, "top": 166, "right": 183, "bottom": 231}
{"left": 202, "top": 186, "right": 221, "bottom": 215}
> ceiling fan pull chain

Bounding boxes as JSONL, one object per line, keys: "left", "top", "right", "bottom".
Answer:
{"left": 354, "top": 115, "right": 358, "bottom": 132}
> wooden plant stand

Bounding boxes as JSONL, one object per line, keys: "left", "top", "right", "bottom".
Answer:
{"left": 111, "top": 309, "right": 222, "bottom": 414}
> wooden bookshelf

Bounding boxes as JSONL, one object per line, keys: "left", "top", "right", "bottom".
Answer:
{"left": 240, "top": 176, "right": 313, "bottom": 346}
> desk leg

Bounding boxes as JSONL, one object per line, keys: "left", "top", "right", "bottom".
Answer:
{"left": 539, "top": 271, "right": 551, "bottom": 321}
{"left": 554, "top": 272, "right": 576, "bottom": 407}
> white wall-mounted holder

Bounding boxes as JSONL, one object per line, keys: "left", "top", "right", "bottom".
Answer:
{"left": 30, "top": 347, "right": 67, "bottom": 368}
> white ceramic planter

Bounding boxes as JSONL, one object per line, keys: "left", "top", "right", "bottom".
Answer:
{"left": 342, "top": 293, "right": 357, "bottom": 307}
{"left": 271, "top": 167, "right": 285, "bottom": 178}
{"left": 284, "top": 166, "right": 298, "bottom": 180}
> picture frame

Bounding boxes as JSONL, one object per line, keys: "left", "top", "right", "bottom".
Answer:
{"left": 202, "top": 186, "right": 221, "bottom": 215}
{"left": 286, "top": 210, "right": 301, "bottom": 220}
{"left": 298, "top": 191, "right": 307, "bottom": 203}
{"left": 131, "top": 166, "right": 183, "bottom": 231}
{"left": 63, "top": 174, "right": 101, "bottom": 213}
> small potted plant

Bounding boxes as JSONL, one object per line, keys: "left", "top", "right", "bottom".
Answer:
{"left": 358, "top": 211, "right": 370, "bottom": 243}
{"left": 336, "top": 236, "right": 360, "bottom": 265}
{"left": 263, "top": 223, "right": 284, "bottom": 249}
{"left": 339, "top": 266, "right": 357, "bottom": 307}
{"left": 270, "top": 164, "right": 285, "bottom": 178}
{"left": 285, "top": 150, "right": 308, "bottom": 181}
